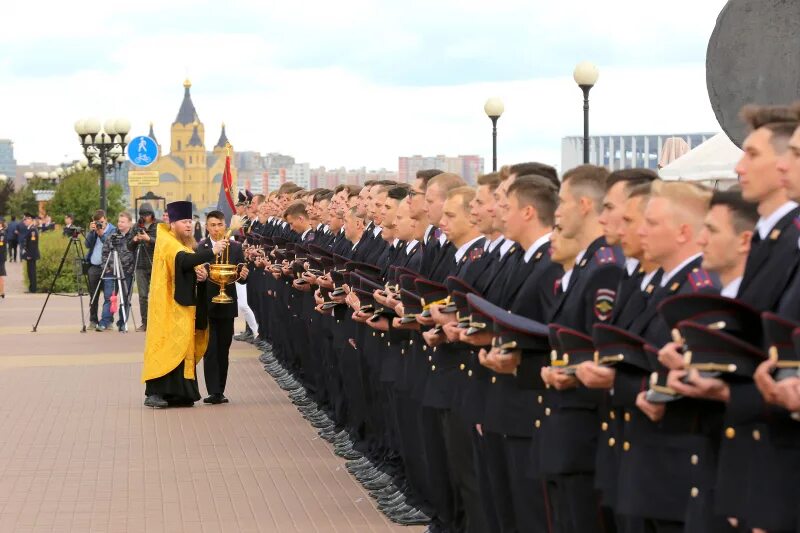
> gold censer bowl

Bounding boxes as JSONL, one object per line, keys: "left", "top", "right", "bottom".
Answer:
{"left": 208, "top": 263, "right": 244, "bottom": 303}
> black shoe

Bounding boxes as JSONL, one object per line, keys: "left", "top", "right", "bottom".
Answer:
{"left": 144, "top": 395, "right": 168, "bottom": 408}
{"left": 168, "top": 399, "right": 195, "bottom": 407}
{"left": 203, "top": 394, "right": 228, "bottom": 404}
{"left": 390, "top": 509, "right": 431, "bottom": 526}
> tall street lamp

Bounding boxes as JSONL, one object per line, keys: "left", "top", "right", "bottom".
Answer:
{"left": 74, "top": 118, "right": 130, "bottom": 211}
{"left": 484, "top": 97, "right": 504, "bottom": 172}
{"left": 573, "top": 61, "right": 599, "bottom": 164}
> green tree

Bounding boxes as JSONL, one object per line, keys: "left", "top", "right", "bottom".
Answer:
{"left": 6, "top": 176, "right": 53, "bottom": 218}
{"left": 48, "top": 170, "right": 127, "bottom": 227}
{"left": 0, "top": 179, "right": 14, "bottom": 216}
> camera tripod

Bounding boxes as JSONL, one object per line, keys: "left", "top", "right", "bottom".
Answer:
{"left": 32, "top": 233, "right": 90, "bottom": 333}
{"left": 90, "top": 247, "right": 133, "bottom": 332}
{"left": 124, "top": 236, "right": 153, "bottom": 328}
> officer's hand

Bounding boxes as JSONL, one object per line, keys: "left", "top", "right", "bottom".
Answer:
{"left": 392, "top": 317, "right": 419, "bottom": 331}
{"left": 549, "top": 369, "right": 579, "bottom": 390}
{"left": 635, "top": 391, "right": 665, "bottom": 422}
{"left": 292, "top": 279, "right": 311, "bottom": 291}
{"left": 314, "top": 289, "right": 324, "bottom": 306}
{"left": 422, "top": 328, "right": 445, "bottom": 347}
{"left": 575, "top": 362, "right": 615, "bottom": 389}
{"left": 459, "top": 328, "right": 493, "bottom": 347}
{"left": 367, "top": 315, "right": 390, "bottom": 332}
{"left": 315, "top": 304, "right": 332, "bottom": 315}
{"left": 774, "top": 377, "right": 800, "bottom": 411}
{"left": 239, "top": 266, "right": 249, "bottom": 280}
{"left": 345, "top": 291, "right": 359, "bottom": 309}
{"left": 668, "top": 369, "right": 729, "bottom": 402}
{"left": 373, "top": 290, "right": 390, "bottom": 307}
{"left": 351, "top": 310, "right": 370, "bottom": 323}
{"left": 301, "top": 271, "right": 317, "bottom": 284}
{"left": 416, "top": 313, "right": 436, "bottom": 327}
{"left": 429, "top": 304, "right": 455, "bottom": 326}
{"left": 394, "top": 302, "right": 405, "bottom": 316}
{"left": 442, "top": 321, "right": 462, "bottom": 343}
{"left": 318, "top": 275, "right": 334, "bottom": 289}
{"left": 754, "top": 359, "right": 781, "bottom": 404}
{"left": 658, "top": 342, "right": 685, "bottom": 370}
{"left": 540, "top": 366, "right": 555, "bottom": 387}
{"left": 488, "top": 348, "right": 521, "bottom": 375}
{"left": 475, "top": 424, "right": 483, "bottom": 437}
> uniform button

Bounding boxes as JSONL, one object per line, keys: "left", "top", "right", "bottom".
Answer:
{"left": 431, "top": 365, "right": 436, "bottom": 371}
{"left": 491, "top": 377, "right": 497, "bottom": 384}
{"left": 752, "top": 429, "right": 761, "bottom": 441}
{"left": 372, "top": 332, "right": 376, "bottom": 337}
{"left": 725, "top": 427, "right": 735, "bottom": 439}
{"left": 535, "top": 420, "right": 541, "bottom": 428}
{"left": 401, "top": 349, "right": 405, "bottom": 355}
{"left": 468, "top": 370, "right": 473, "bottom": 377}
{"left": 433, "top": 347, "right": 437, "bottom": 353}
{"left": 609, "top": 411, "right": 616, "bottom": 420}
{"left": 601, "top": 422, "right": 608, "bottom": 431}
{"left": 410, "top": 340, "right": 414, "bottom": 346}
{"left": 608, "top": 438, "right": 616, "bottom": 447}
{"left": 690, "top": 487, "right": 699, "bottom": 498}
{"left": 690, "top": 455, "right": 699, "bottom": 465}
{"left": 537, "top": 395, "right": 543, "bottom": 404}
{"left": 623, "top": 441, "right": 630, "bottom": 451}
{"left": 423, "top": 345, "right": 427, "bottom": 351}
{"left": 545, "top": 407, "right": 551, "bottom": 416}
{"left": 459, "top": 364, "right": 465, "bottom": 370}
{"left": 624, "top": 412, "right": 631, "bottom": 422}
{"left": 380, "top": 333, "right": 385, "bottom": 338}
{"left": 428, "top": 356, "right": 432, "bottom": 362}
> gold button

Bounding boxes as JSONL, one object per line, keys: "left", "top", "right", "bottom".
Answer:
{"left": 537, "top": 395, "right": 543, "bottom": 404}
{"left": 752, "top": 429, "right": 761, "bottom": 441}
{"left": 623, "top": 441, "right": 630, "bottom": 451}
{"left": 601, "top": 422, "right": 608, "bottom": 431}
{"left": 690, "top": 487, "right": 699, "bottom": 498}
{"left": 431, "top": 365, "right": 436, "bottom": 371}
{"left": 725, "top": 427, "right": 735, "bottom": 439}
{"left": 545, "top": 408, "right": 551, "bottom": 416}
{"left": 491, "top": 377, "right": 497, "bottom": 384}
{"left": 624, "top": 412, "right": 631, "bottom": 422}
{"left": 535, "top": 420, "right": 541, "bottom": 428}
{"left": 690, "top": 455, "right": 699, "bottom": 465}
{"left": 459, "top": 364, "right": 465, "bottom": 371}
{"left": 468, "top": 370, "right": 473, "bottom": 377}
{"left": 608, "top": 438, "right": 616, "bottom": 447}
{"left": 609, "top": 411, "right": 616, "bottom": 420}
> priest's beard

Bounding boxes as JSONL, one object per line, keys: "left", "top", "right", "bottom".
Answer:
{"left": 170, "top": 229, "right": 197, "bottom": 249}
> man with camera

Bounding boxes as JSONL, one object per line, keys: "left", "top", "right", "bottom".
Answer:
{"left": 97, "top": 212, "right": 136, "bottom": 332}
{"left": 127, "top": 203, "right": 157, "bottom": 332}
{"left": 85, "top": 209, "right": 115, "bottom": 328}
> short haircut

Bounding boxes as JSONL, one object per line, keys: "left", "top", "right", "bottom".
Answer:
{"left": 281, "top": 185, "right": 303, "bottom": 196}
{"left": 507, "top": 175, "right": 558, "bottom": 226}
{"left": 510, "top": 162, "right": 559, "bottom": 189}
{"left": 710, "top": 189, "right": 759, "bottom": 234}
{"left": 314, "top": 190, "right": 334, "bottom": 203}
{"left": 741, "top": 104, "right": 800, "bottom": 152}
{"left": 348, "top": 185, "right": 363, "bottom": 199}
{"left": 387, "top": 185, "right": 410, "bottom": 201}
{"left": 291, "top": 190, "right": 306, "bottom": 200}
{"left": 561, "top": 164, "right": 610, "bottom": 213}
{"left": 378, "top": 179, "right": 397, "bottom": 187}
{"left": 93, "top": 209, "right": 106, "bottom": 221}
{"left": 206, "top": 210, "right": 225, "bottom": 222}
{"left": 284, "top": 200, "right": 309, "bottom": 219}
{"left": 446, "top": 186, "right": 476, "bottom": 212}
{"left": 476, "top": 172, "right": 502, "bottom": 191}
{"left": 363, "top": 180, "right": 378, "bottom": 188}
{"left": 118, "top": 211, "right": 133, "bottom": 222}
{"left": 626, "top": 182, "right": 655, "bottom": 202}
{"left": 606, "top": 168, "right": 659, "bottom": 194}
{"left": 650, "top": 180, "right": 712, "bottom": 227}
{"left": 416, "top": 169, "right": 444, "bottom": 190}
{"left": 428, "top": 172, "right": 466, "bottom": 195}
{"left": 277, "top": 182, "right": 298, "bottom": 194}
{"left": 347, "top": 206, "right": 365, "bottom": 220}
{"left": 252, "top": 194, "right": 265, "bottom": 204}
{"left": 333, "top": 184, "right": 351, "bottom": 195}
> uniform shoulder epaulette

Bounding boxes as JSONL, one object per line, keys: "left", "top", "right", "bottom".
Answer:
{"left": 687, "top": 267, "right": 715, "bottom": 292}
{"left": 594, "top": 246, "right": 618, "bottom": 265}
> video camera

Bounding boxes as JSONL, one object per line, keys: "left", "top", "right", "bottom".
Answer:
{"left": 136, "top": 217, "right": 146, "bottom": 234}
{"left": 63, "top": 226, "right": 84, "bottom": 239}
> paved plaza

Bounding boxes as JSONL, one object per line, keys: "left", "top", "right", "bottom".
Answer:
{"left": 0, "top": 261, "right": 418, "bottom": 532}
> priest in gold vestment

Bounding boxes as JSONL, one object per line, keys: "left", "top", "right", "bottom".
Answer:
{"left": 141, "top": 201, "right": 227, "bottom": 408}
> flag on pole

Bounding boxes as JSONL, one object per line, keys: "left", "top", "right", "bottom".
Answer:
{"left": 216, "top": 143, "right": 235, "bottom": 224}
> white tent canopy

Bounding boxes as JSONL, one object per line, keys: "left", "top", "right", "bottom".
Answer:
{"left": 659, "top": 133, "right": 742, "bottom": 181}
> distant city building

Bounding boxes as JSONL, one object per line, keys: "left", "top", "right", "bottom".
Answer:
{"left": 561, "top": 133, "right": 717, "bottom": 172}
{"left": 309, "top": 167, "right": 398, "bottom": 189}
{"left": 398, "top": 155, "right": 484, "bottom": 185}
{"left": 126, "top": 80, "right": 238, "bottom": 213}
{"left": 0, "top": 139, "right": 17, "bottom": 185}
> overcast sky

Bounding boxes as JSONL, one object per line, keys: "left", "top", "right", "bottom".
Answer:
{"left": 0, "top": 0, "right": 729, "bottom": 170}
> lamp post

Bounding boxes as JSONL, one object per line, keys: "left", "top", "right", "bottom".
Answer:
{"left": 74, "top": 117, "right": 130, "bottom": 211}
{"left": 484, "top": 97, "right": 504, "bottom": 172}
{"left": 573, "top": 61, "right": 599, "bottom": 164}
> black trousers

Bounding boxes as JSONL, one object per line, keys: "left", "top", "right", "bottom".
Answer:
{"left": 204, "top": 317, "right": 234, "bottom": 395}
{"left": 26, "top": 259, "right": 36, "bottom": 292}
{"left": 87, "top": 265, "right": 103, "bottom": 322}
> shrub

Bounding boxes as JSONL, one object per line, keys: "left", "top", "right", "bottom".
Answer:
{"left": 23, "top": 231, "right": 87, "bottom": 294}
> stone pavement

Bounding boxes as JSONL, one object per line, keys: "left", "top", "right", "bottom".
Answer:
{"left": 0, "top": 260, "right": 421, "bottom": 532}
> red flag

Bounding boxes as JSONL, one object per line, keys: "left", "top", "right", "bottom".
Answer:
{"left": 222, "top": 154, "right": 235, "bottom": 211}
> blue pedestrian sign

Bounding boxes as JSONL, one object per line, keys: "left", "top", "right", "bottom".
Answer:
{"left": 127, "top": 136, "right": 159, "bottom": 167}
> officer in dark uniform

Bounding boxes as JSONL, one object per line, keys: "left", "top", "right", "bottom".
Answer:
{"left": 21, "top": 213, "right": 40, "bottom": 293}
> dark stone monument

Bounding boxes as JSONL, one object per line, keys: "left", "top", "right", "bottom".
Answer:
{"left": 706, "top": 0, "right": 800, "bottom": 147}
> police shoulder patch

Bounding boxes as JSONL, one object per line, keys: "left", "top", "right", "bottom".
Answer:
{"left": 594, "top": 247, "right": 617, "bottom": 265}
{"left": 687, "top": 268, "right": 714, "bottom": 292}
{"left": 594, "top": 288, "right": 616, "bottom": 321}
{"left": 468, "top": 247, "right": 483, "bottom": 261}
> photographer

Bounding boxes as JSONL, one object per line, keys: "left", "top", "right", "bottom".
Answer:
{"left": 127, "top": 202, "right": 157, "bottom": 332}
{"left": 62, "top": 214, "right": 77, "bottom": 237}
{"left": 96, "top": 212, "right": 136, "bottom": 332}
{"left": 85, "top": 209, "right": 115, "bottom": 328}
